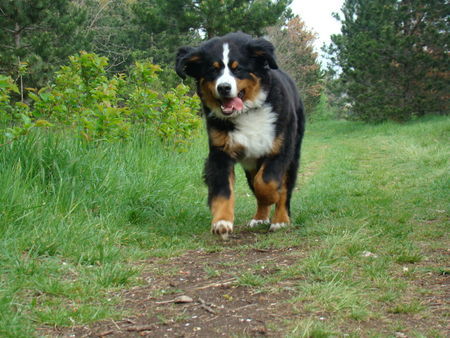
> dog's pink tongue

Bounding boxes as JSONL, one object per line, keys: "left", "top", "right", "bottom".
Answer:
{"left": 221, "top": 97, "right": 244, "bottom": 114}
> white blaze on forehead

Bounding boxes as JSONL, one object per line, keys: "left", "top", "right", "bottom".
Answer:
{"left": 215, "top": 43, "right": 238, "bottom": 97}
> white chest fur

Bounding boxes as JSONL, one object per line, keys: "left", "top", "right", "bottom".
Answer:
{"left": 229, "top": 104, "right": 277, "bottom": 163}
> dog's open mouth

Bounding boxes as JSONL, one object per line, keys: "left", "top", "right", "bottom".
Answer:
{"left": 220, "top": 90, "right": 245, "bottom": 115}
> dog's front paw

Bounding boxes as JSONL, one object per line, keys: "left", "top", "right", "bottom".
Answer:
{"left": 269, "top": 222, "right": 289, "bottom": 232}
{"left": 211, "top": 220, "right": 233, "bottom": 240}
{"left": 247, "top": 218, "right": 270, "bottom": 228}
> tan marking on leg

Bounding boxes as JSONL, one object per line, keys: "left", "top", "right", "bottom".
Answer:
{"left": 271, "top": 134, "right": 284, "bottom": 155}
{"left": 209, "top": 128, "right": 244, "bottom": 159}
{"left": 272, "top": 176, "right": 290, "bottom": 225}
{"left": 269, "top": 175, "right": 290, "bottom": 231}
{"left": 209, "top": 128, "right": 229, "bottom": 148}
{"left": 245, "top": 169, "right": 270, "bottom": 228}
{"left": 254, "top": 202, "right": 271, "bottom": 221}
{"left": 253, "top": 166, "right": 280, "bottom": 206}
{"left": 211, "top": 196, "right": 234, "bottom": 224}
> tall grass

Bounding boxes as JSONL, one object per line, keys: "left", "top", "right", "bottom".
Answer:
{"left": 0, "top": 129, "right": 212, "bottom": 336}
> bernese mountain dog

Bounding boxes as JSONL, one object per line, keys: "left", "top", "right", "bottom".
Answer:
{"left": 176, "top": 32, "right": 305, "bottom": 239}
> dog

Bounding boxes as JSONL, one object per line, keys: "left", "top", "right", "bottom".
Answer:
{"left": 176, "top": 32, "right": 305, "bottom": 239}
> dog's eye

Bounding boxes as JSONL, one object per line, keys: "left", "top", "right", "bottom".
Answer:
{"left": 230, "top": 61, "right": 239, "bottom": 71}
{"left": 211, "top": 61, "right": 222, "bottom": 71}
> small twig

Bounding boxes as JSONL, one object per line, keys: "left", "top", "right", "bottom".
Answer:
{"left": 120, "top": 318, "right": 136, "bottom": 324}
{"left": 200, "top": 303, "right": 217, "bottom": 314}
{"left": 126, "top": 324, "right": 156, "bottom": 332}
{"left": 111, "top": 319, "right": 121, "bottom": 330}
{"left": 97, "top": 330, "right": 113, "bottom": 337}
{"left": 203, "top": 315, "right": 220, "bottom": 323}
{"left": 233, "top": 303, "right": 257, "bottom": 312}
{"left": 193, "top": 278, "right": 236, "bottom": 290}
{"left": 253, "top": 248, "right": 272, "bottom": 252}
{"left": 198, "top": 298, "right": 217, "bottom": 314}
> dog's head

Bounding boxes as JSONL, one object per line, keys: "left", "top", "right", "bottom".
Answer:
{"left": 176, "top": 32, "right": 278, "bottom": 119}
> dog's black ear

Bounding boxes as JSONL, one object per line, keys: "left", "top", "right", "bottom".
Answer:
{"left": 175, "top": 46, "right": 204, "bottom": 79}
{"left": 247, "top": 38, "right": 278, "bottom": 70}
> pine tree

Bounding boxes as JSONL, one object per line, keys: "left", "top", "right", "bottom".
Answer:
{"left": 0, "top": 0, "right": 90, "bottom": 89}
{"left": 329, "top": 0, "right": 449, "bottom": 121}
{"left": 131, "top": 0, "right": 293, "bottom": 66}
{"left": 194, "top": 0, "right": 293, "bottom": 39}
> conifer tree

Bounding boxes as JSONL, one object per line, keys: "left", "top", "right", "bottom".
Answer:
{"left": 329, "top": 0, "right": 449, "bottom": 121}
{"left": 131, "top": 0, "right": 293, "bottom": 66}
{"left": 0, "top": 0, "right": 90, "bottom": 88}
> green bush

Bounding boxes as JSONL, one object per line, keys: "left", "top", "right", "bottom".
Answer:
{"left": 30, "top": 52, "right": 130, "bottom": 141}
{"left": 1, "top": 52, "right": 201, "bottom": 147}
{"left": 0, "top": 75, "right": 39, "bottom": 140}
{"left": 0, "top": 75, "right": 19, "bottom": 121}
{"left": 125, "top": 61, "right": 202, "bottom": 148}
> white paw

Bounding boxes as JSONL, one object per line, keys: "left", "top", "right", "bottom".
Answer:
{"left": 269, "top": 222, "right": 289, "bottom": 232}
{"left": 211, "top": 220, "right": 233, "bottom": 240}
{"left": 247, "top": 219, "right": 270, "bottom": 228}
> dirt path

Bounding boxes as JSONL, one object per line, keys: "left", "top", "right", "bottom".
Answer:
{"left": 38, "top": 243, "right": 307, "bottom": 337}
{"left": 37, "top": 239, "right": 450, "bottom": 337}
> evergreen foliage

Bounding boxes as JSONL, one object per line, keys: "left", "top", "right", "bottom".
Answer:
{"left": 329, "top": 0, "right": 449, "bottom": 122}
{"left": 131, "top": 0, "right": 293, "bottom": 66}
{"left": 0, "top": 0, "right": 91, "bottom": 88}
{"left": 1, "top": 1, "right": 293, "bottom": 89}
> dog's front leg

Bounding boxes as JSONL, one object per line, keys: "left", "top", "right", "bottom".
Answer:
{"left": 204, "top": 149, "right": 235, "bottom": 240}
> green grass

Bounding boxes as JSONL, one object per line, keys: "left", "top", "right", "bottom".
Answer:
{"left": 0, "top": 129, "right": 211, "bottom": 337}
{"left": 1, "top": 115, "right": 449, "bottom": 336}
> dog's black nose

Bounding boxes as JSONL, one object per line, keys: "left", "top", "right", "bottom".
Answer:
{"left": 217, "top": 83, "right": 232, "bottom": 96}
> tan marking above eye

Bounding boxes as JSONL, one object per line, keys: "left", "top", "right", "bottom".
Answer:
{"left": 188, "top": 55, "right": 201, "bottom": 62}
{"left": 212, "top": 61, "right": 221, "bottom": 69}
{"left": 230, "top": 61, "right": 239, "bottom": 70}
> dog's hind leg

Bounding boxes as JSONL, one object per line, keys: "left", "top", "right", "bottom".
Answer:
{"left": 251, "top": 163, "right": 290, "bottom": 231}
{"left": 245, "top": 169, "right": 271, "bottom": 228}
{"left": 269, "top": 174, "right": 290, "bottom": 231}
{"left": 250, "top": 157, "right": 297, "bottom": 231}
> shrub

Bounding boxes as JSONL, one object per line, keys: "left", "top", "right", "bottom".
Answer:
{"left": 1, "top": 52, "right": 201, "bottom": 148}
{"left": 0, "top": 75, "right": 40, "bottom": 140}
{"left": 0, "top": 75, "right": 19, "bottom": 122}
{"left": 123, "top": 60, "right": 201, "bottom": 148}
{"left": 29, "top": 52, "right": 131, "bottom": 141}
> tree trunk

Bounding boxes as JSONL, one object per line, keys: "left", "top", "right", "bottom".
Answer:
{"left": 14, "top": 22, "right": 24, "bottom": 102}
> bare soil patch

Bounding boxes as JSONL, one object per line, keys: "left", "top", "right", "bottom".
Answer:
{"left": 38, "top": 240, "right": 305, "bottom": 337}
{"left": 37, "top": 234, "right": 449, "bottom": 337}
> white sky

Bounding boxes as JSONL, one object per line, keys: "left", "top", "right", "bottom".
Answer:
{"left": 289, "top": 0, "right": 344, "bottom": 55}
